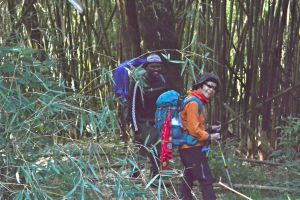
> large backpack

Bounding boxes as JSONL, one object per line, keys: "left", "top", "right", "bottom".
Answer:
{"left": 113, "top": 57, "right": 146, "bottom": 102}
{"left": 155, "top": 90, "right": 203, "bottom": 169}
{"left": 155, "top": 90, "right": 203, "bottom": 146}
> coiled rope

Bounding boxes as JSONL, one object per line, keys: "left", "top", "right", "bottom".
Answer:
{"left": 132, "top": 81, "right": 139, "bottom": 131}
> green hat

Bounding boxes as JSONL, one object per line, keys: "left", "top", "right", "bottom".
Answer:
{"left": 192, "top": 72, "right": 221, "bottom": 91}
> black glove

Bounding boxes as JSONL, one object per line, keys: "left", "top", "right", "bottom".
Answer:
{"left": 206, "top": 121, "right": 221, "bottom": 142}
{"left": 207, "top": 121, "right": 221, "bottom": 133}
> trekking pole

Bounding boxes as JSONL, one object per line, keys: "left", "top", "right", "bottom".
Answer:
{"left": 217, "top": 140, "right": 234, "bottom": 188}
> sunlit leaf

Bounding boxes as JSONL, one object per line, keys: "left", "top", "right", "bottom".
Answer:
{"left": 16, "top": 170, "right": 21, "bottom": 184}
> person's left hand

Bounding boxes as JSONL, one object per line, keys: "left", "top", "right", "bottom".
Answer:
{"left": 207, "top": 121, "right": 221, "bottom": 133}
{"left": 211, "top": 123, "right": 221, "bottom": 132}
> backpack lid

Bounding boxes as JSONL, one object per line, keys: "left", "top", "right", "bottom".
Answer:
{"left": 156, "top": 90, "right": 180, "bottom": 107}
{"left": 128, "top": 57, "right": 147, "bottom": 68}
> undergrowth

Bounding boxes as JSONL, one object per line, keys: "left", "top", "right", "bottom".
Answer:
{"left": 210, "top": 117, "right": 300, "bottom": 199}
{"left": 0, "top": 47, "right": 299, "bottom": 199}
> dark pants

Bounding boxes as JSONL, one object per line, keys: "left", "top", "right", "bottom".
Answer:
{"left": 179, "top": 146, "right": 216, "bottom": 200}
{"left": 133, "top": 121, "right": 161, "bottom": 177}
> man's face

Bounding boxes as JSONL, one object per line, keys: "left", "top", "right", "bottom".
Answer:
{"left": 145, "top": 63, "right": 162, "bottom": 78}
{"left": 197, "top": 81, "right": 217, "bottom": 99}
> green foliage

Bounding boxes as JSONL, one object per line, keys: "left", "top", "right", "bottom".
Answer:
{"left": 1, "top": 46, "right": 299, "bottom": 199}
{"left": 273, "top": 117, "right": 300, "bottom": 161}
{"left": 269, "top": 117, "right": 300, "bottom": 195}
{"left": 161, "top": 50, "right": 214, "bottom": 91}
{"left": 209, "top": 137, "right": 300, "bottom": 199}
{"left": 0, "top": 47, "right": 126, "bottom": 199}
{"left": 0, "top": 46, "right": 187, "bottom": 199}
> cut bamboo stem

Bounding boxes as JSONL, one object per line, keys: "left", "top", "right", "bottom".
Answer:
{"left": 218, "top": 181, "right": 253, "bottom": 200}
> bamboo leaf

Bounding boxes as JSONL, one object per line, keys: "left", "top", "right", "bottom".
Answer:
{"left": 87, "top": 163, "right": 100, "bottom": 182}
{"left": 85, "top": 180, "right": 103, "bottom": 195}
{"left": 16, "top": 170, "right": 21, "bottom": 184}
{"left": 65, "top": 178, "right": 82, "bottom": 197}
{"left": 80, "top": 113, "right": 85, "bottom": 136}
{"left": 14, "top": 191, "right": 24, "bottom": 200}
{"left": 81, "top": 180, "right": 85, "bottom": 200}
{"left": 49, "top": 161, "right": 61, "bottom": 174}
{"left": 161, "top": 53, "right": 170, "bottom": 61}
{"left": 180, "top": 59, "right": 189, "bottom": 76}
{"left": 169, "top": 59, "right": 185, "bottom": 64}
{"left": 127, "top": 159, "right": 139, "bottom": 170}
{"left": 145, "top": 174, "right": 159, "bottom": 189}
{"left": 24, "top": 192, "right": 32, "bottom": 200}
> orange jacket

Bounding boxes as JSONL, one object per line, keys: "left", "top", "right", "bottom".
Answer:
{"left": 180, "top": 94, "right": 209, "bottom": 149}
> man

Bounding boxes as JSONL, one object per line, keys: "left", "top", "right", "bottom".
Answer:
{"left": 179, "top": 72, "right": 221, "bottom": 200}
{"left": 129, "top": 53, "right": 167, "bottom": 178}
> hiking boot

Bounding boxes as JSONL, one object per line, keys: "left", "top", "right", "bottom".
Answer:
{"left": 130, "top": 170, "right": 140, "bottom": 178}
{"left": 128, "top": 170, "right": 142, "bottom": 183}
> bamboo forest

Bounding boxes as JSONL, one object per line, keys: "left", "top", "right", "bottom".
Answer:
{"left": 0, "top": 0, "right": 299, "bottom": 199}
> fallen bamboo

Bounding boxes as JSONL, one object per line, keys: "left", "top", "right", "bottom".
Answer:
{"left": 218, "top": 181, "right": 253, "bottom": 200}
{"left": 224, "top": 183, "right": 297, "bottom": 193}
{"left": 119, "top": 177, "right": 297, "bottom": 193}
{"left": 237, "top": 158, "right": 282, "bottom": 166}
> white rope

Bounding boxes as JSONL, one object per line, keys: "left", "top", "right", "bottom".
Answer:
{"left": 132, "top": 81, "right": 139, "bottom": 131}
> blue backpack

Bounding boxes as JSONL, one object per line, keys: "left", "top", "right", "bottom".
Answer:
{"left": 113, "top": 58, "right": 146, "bottom": 102}
{"left": 155, "top": 90, "right": 203, "bottom": 146}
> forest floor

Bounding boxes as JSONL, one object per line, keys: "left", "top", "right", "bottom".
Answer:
{"left": 94, "top": 137, "right": 300, "bottom": 200}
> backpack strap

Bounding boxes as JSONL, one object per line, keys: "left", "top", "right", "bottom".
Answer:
{"left": 182, "top": 97, "right": 203, "bottom": 114}
{"left": 159, "top": 74, "right": 166, "bottom": 84}
{"left": 147, "top": 74, "right": 166, "bottom": 92}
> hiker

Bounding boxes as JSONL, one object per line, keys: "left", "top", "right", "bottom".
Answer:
{"left": 129, "top": 53, "right": 167, "bottom": 179}
{"left": 179, "top": 72, "right": 221, "bottom": 200}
